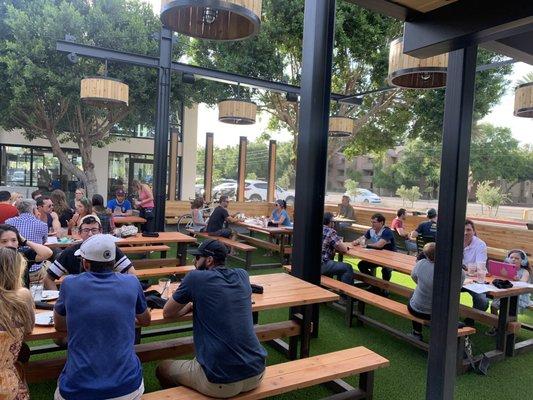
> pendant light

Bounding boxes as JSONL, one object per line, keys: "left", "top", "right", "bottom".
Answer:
{"left": 160, "top": 0, "right": 262, "bottom": 41}
{"left": 80, "top": 60, "right": 129, "bottom": 108}
{"left": 328, "top": 116, "right": 354, "bottom": 138}
{"left": 514, "top": 82, "right": 533, "bottom": 118}
{"left": 218, "top": 84, "right": 257, "bottom": 124}
{"left": 388, "top": 37, "right": 448, "bottom": 89}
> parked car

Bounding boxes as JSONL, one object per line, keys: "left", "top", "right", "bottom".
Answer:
{"left": 345, "top": 188, "right": 382, "bottom": 204}
{"left": 245, "top": 180, "right": 295, "bottom": 204}
{"left": 7, "top": 170, "right": 26, "bottom": 184}
{"left": 212, "top": 180, "right": 237, "bottom": 200}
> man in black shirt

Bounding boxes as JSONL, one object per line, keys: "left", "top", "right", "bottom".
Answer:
{"left": 43, "top": 215, "right": 134, "bottom": 289}
{"left": 206, "top": 196, "right": 239, "bottom": 238}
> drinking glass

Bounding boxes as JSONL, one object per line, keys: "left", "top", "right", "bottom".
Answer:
{"left": 158, "top": 278, "right": 171, "bottom": 299}
{"left": 467, "top": 263, "right": 477, "bottom": 277}
{"left": 476, "top": 266, "right": 487, "bottom": 284}
{"left": 30, "top": 282, "right": 43, "bottom": 301}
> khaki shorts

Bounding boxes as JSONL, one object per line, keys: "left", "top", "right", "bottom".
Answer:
{"left": 54, "top": 380, "right": 144, "bottom": 400}
{"left": 166, "top": 358, "right": 264, "bottom": 398}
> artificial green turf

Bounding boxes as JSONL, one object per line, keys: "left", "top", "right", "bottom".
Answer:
{"left": 28, "top": 244, "right": 533, "bottom": 399}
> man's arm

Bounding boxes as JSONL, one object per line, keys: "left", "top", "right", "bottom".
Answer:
{"left": 367, "top": 238, "right": 388, "bottom": 249}
{"left": 53, "top": 310, "right": 67, "bottom": 332}
{"left": 27, "top": 240, "right": 53, "bottom": 262}
{"left": 163, "top": 297, "right": 191, "bottom": 318}
{"left": 43, "top": 274, "right": 57, "bottom": 290}
{"left": 51, "top": 212, "right": 61, "bottom": 234}
{"left": 136, "top": 309, "right": 151, "bottom": 327}
{"left": 334, "top": 241, "right": 350, "bottom": 253}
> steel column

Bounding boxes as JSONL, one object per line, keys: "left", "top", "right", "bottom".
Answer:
{"left": 292, "top": 0, "right": 336, "bottom": 285}
{"left": 267, "top": 140, "right": 277, "bottom": 203}
{"left": 204, "top": 133, "right": 214, "bottom": 202}
{"left": 153, "top": 28, "right": 173, "bottom": 231}
{"left": 426, "top": 45, "right": 478, "bottom": 400}
{"left": 237, "top": 136, "right": 248, "bottom": 202}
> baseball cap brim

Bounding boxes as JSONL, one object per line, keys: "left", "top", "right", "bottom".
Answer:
{"left": 187, "top": 247, "right": 206, "bottom": 256}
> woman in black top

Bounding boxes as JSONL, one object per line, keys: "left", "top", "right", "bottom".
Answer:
{"left": 91, "top": 194, "right": 114, "bottom": 234}
{"left": 50, "top": 189, "right": 74, "bottom": 228}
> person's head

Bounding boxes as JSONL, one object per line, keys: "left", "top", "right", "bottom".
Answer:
{"left": 78, "top": 215, "right": 102, "bottom": 241}
{"left": 370, "top": 213, "right": 386, "bottom": 230}
{"left": 31, "top": 189, "right": 43, "bottom": 200}
{"left": 427, "top": 208, "right": 437, "bottom": 220}
{"left": 422, "top": 242, "right": 436, "bottom": 262}
{"left": 0, "top": 246, "right": 33, "bottom": 337}
{"left": 397, "top": 208, "right": 407, "bottom": 219}
{"left": 0, "top": 224, "right": 21, "bottom": 249}
{"left": 506, "top": 249, "right": 529, "bottom": 270}
{"left": 9, "top": 192, "right": 23, "bottom": 205}
{"left": 189, "top": 239, "right": 228, "bottom": 270}
{"left": 323, "top": 212, "right": 334, "bottom": 227}
{"left": 75, "top": 234, "right": 117, "bottom": 273}
{"left": 275, "top": 199, "right": 287, "bottom": 209}
{"left": 74, "top": 188, "right": 85, "bottom": 200}
{"left": 36, "top": 196, "right": 54, "bottom": 214}
{"left": 76, "top": 197, "right": 92, "bottom": 216}
{"left": 91, "top": 194, "right": 105, "bottom": 208}
{"left": 341, "top": 195, "right": 350, "bottom": 206}
{"left": 50, "top": 189, "right": 69, "bottom": 214}
{"left": 132, "top": 180, "right": 142, "bottom": 191}
{"left": 0, "top": 190, "right": 11, "bottom": 203}
{"left": 191, "top": 197, "right": 204, "bottom": 209}
{"left": 115, "top": 189, "right": 126, "bottom": 202}
{"left": 16, "top": 199, "right": 37, "bottom": 215}
{"left": 464, "top": 219, "right": 476, "bottom": 243}
{"left": 219, "top": 195, "right": 229, "bottom": 208}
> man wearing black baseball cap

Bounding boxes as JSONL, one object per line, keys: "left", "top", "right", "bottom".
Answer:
{"left": 410, "top": 208, "right": 438, "bottom": 242}
{"left": 157, "top": 239, "right": 267, "bottom": 398}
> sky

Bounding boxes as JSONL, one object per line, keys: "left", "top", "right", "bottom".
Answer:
{"left": 147, "top": 1, "right": 532, "bottom": 148}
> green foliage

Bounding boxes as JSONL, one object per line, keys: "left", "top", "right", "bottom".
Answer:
{"left": 476, "top": 180, "right": 510, "bottom": 216}
{"left": 345, "top": 169, "right": 362, "bottom": 183}
{"left": 344, "top": 179, "right": 358, "bottom": 196}
{"left": 396, "top": 185, "right": 421, "bottom": 207}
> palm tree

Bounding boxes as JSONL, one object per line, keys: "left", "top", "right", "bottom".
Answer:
{"left": 516, "top": 71, "right": 533, "bottom": 86}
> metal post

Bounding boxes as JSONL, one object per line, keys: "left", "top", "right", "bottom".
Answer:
{"left": 237, "top": 136, "right": 248, "bottom": 202}
{"left": 153, "top": 28, "right": 173, "bottom": 231}
{"left": 267, "top": 140, "right": 277, "bottom": 203}
{"left": 426, "top": 45, "right": 478, "bottom": 400}
{"left": 292, "top": 0, "right": 336, "bottom": 285}
{"left": 204, "top": 132, "right": 214, "bottom": 202}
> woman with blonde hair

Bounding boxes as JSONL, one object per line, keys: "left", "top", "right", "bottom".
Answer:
{"left": 132, "top": 180, "right": 155, "bottom": 232}
{"left": 9, "top": 192, "right": 23, "bottom": 206}
{"left": 0, "top": 247, "right": 35, "bottom": 400}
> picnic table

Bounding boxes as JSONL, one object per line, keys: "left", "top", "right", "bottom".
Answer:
{"left": 112, "top": 215, "right": 146, "bottom": 226}
{"left": 342, "top": 246, "right": 533, "bottom": 361}
{"left": 29, "top": 273, "right": 338, "bottom": 358}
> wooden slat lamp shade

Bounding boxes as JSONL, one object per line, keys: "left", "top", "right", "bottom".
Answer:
{"left": 514, "top": 82, "right": 533, "bottom": 118}
{"left": 388, "top": 37, "right": 448, "bottom": 89}
{"left": 160, "top": 0, "right": 262, "bottom": 41}
{"left": 218, "top": 99, "right": 257, "bottom": 124}
{"left": 80, "top": 77, "right": 129, "bottom": 107}
{"left": 329, "top": 116, "right": 354, "bottom": 137}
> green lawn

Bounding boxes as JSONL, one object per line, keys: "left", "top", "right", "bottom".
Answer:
{"left": 28, "top": 244, "right": 533, "bottom": 399}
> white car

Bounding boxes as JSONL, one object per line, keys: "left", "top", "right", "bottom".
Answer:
{"left": 245, "top": 180, "right": 295, "bottom": 204}
{"left": 345, "top": 188, "right": 382, "bottom": 204}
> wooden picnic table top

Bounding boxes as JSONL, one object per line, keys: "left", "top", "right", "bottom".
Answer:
{"left": 46, "top": 232, "right": 196, "bottom": 249}
{"left": 333, "top": 217, "right": 357, "bottom": 224}
{"left": 112, "top": 215, "right": 146, "bottom": 225}
{"left": 29, "top": 273, "right": 338, "bottom": 341}
{"left": 234, "top": 220, "right": 293, "bottom": 235}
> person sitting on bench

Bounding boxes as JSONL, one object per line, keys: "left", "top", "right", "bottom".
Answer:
{"left": 205, "top": 195, "right": 239, "bottom": 238}
{"left": 408, "top": 242, "right": 465, "bottom": 340}
{"left": 353, "top": 213, "right": 396, "bottom": 295}
{"left": 321, "top": 212, "right": 354, "bottom": 291}
{"left": 157, "top": 239, "right": 267, "bottom": 398}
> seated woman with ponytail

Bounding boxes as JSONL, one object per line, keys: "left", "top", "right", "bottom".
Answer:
{"left": 0, "top": 247, "right": 35, "bottom": 400}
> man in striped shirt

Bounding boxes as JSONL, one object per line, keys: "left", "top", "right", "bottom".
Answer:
{"left": 43, "top": 215, "right": 135, "bottom": 290}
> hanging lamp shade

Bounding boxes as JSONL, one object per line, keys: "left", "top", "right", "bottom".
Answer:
{"left": 514, "top": 82, "right": 533, "bottom": 118}
{"left": 218, "top": 99, "right": 257, "bottom": 124}
{"left": 388, "top": 37, "right": 448, "bottom": 89}
{"left": 80, "top": 77, "right": 129, "bottom": 108}
{"left": 160, "top": 0, "right": 262, "bottom": 41}
{"left": 328, "top": 116, "right": 354, "bottom": 138}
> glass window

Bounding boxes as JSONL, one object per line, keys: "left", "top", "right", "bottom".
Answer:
{"left": 1, "top": 146, "right": 32, "bottom": 186}
{"left": 108, "top": 152, "right": 154, "bottom": 200}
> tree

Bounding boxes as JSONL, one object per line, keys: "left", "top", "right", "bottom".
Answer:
{"left": 344, "top": 179, "right": 358, "bottom": 196}
{"left": 476, "top": 180, "right": 510, "bottom": 217}
{"left": 0, "top": 0, "right": 191, "bottom": 195}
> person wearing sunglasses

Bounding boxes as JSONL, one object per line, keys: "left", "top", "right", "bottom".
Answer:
{"left": 157, "top": 239, "right": 267, "bottom": 398}
{"left": 43, "top": 215, "right": 135, "bottom": 290}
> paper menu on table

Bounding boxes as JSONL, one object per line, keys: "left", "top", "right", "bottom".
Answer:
{"left": 462, "top": 283, "right": 505, "bottom": 294}
{"left": 45, "top": 236, "right": 58, "bottom": 244}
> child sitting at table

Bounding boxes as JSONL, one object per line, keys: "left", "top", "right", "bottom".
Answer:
{"left": 486, "top": 249, "right": 531, "bottom": 336}
{"left": 407, "top": 242, "right": 466, "bottom": 340}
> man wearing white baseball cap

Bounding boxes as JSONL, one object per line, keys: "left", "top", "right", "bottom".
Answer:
{"left": 43, "top": 214, "right": 134, "bottom": 289}
{"left": 53, "top": 234, "right": 151, "bottom": 400}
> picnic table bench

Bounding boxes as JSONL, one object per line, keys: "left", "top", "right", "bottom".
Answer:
{"left": 142, "top": 347, "right": 389, "bottom": 400}
{"left": 120, "top": 245, "right": 170, "bottom": 257}
{"left": 190, "top": 231, "right": 257, "bottom": 270}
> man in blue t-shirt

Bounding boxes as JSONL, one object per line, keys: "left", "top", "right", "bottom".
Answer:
{"left": 157, "top": 239, "right": 267, "bottom": 398}
{"left": 53, "top": 234, "right": 151, "bottom": 400}
{"left": 410, "top": 208, "right": 438, "bottom": 242}
{"left": 353, "top": 213, "right": 396, "bottom": 293}
{"left": 107, "top": 189, "right": 133, "bottom": 215}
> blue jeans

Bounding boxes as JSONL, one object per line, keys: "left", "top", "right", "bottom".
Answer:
{"left": 406, "top": 240, "right": 418, "bottom": 253}
{"left": 466, "top": 290, "right": 489, "bottom": 311}
{"left": 321, "top": 260, "right": 354, "bottom": 285}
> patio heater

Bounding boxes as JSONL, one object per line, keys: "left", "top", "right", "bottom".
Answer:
{"left": 218, "top": 98, "right": 257, "bottom": 124}
{"left": 514, "top": 82, "right": 533, "bottom": 117}
{"left": 160, "top": 0, "right": 262, "bottom": 41}
{"left": 388, "top": 37, "right": 448, "bottom": 89}
{"left": 80, "top": 61, "right": 129, "bottom": 107}
{"left": 328, "top": 115, "right": 354, "bottom": 137}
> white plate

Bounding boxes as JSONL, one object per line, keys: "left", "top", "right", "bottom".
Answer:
{"left": 35, "top": 311, "right": 54, "bottom": 326}
{"left": 40, "top": 290, "right": 60, "bottom": 301}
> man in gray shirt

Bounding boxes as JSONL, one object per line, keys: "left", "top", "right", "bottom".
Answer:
{"left": 407, "top": 242, "right": 465, "bottom": 340}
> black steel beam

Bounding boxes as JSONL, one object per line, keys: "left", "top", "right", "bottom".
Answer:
{"left": 403, "top": 1, "right": 533, "bottom": 58}
{"left": 426, "top": 45, "right": 478, "bottom": 400}
{"left": 56, "top": 40, "right": 361, "bottom": 105}
{"left": 152, "top": 28, "right": 173, "bottom": 232}
{"left": 292, "top": 0, "right": 336, "bottom": 285}
{"left": 483, "top": 31, "right": 533, "bottom": 65}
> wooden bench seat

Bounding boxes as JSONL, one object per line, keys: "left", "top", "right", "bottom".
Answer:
{"left": 121, "top": 245, "right": 171, "bottom": 257}
{"left": 132, "top": 258, "right": 180, "bottom": 269}
{"left": 142, "top": 347, "right": 389, "bottom": 400}
{"left": 26, "top": 321, "right": 301, "bottom": 383}
{"left": 191, "top": 231, "right": 256, "bottom": 269}
{"left": 134, "top": 265, "right": 195, "bottom": 279}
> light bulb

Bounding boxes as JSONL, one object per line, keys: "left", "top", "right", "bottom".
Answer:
{"left": 420, "top": 72, "right": 431, "bottom": 81}
{"left": 202, "top": 7, "right": 218, "bottom": 24}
